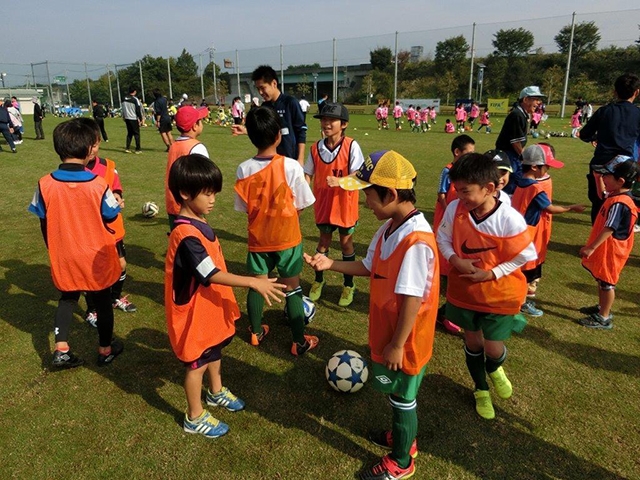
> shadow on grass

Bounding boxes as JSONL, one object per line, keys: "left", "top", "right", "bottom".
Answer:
{"left": 566, "top": 281, "right": 640, "bottom": 309}
{"left": 523, "top": 324, "right": 640, "bottom": 379}
{"left": 419, "top": 374, "right": 622, "bottom": 480}
{"left": 547, "top": 240, "right": 582, "bottom": 257}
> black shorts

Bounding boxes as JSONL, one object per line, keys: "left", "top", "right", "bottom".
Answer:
{"left": 233, "top": 117, "right": 242, "bottom": 125}
{"left": 182, "top": 335, "right": 234, "bottom": 369}
{"left": 158, "top": 119, "right": 173, "bottom": 133}
{"left": 116, "top": 240, "right": 126, "bottom": 258}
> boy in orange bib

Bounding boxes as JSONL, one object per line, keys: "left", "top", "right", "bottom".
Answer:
{"left": 235, "top": 106, "right": 317, "bottom": 356}
{"left": 306, "top": 151, "right": 438, "bottom": 480}
{"left": 579, "top": 156, "right": 638, "bottom": 329}
{"left": 166, "top": 155, "right": 285, "bottom": 438}
{"left": 437, "top": 153, "right": 537, "bottom": 420}
{"left": 304, "top": 103, "right": 364, "bottom": 307}
{"left": 28, "top": 118, "right": 124, "bottom": 368}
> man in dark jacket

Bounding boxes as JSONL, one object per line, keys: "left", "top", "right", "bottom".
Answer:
{"left": 33, "top": 97, "right": 44, "bottom": 140}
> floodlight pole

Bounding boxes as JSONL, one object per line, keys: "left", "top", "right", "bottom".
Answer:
{"left": 30, "top": 63, "right": 37, "bottom": 89}
{"left": 199, "top": 53, "right": 205, "bottom": 100}
{"left": 167, "top": 58, "right": 173, "bottom": 100}
{"left": 560, "top": 12, "right": 576, "bottom": 118}
{"left": 235, "top": 50, "right": 241, "bottom": 98}
{"left": 393, "top": 31, "right": 398, "bottom": 105}
{"left": 84, "top": 63, "right": 92, "bottom": 110}
{"left": 332, "top": 38, "right": 337, "bottom": 102}
{"left": 139, "top": 61, "right": 145, "bottom": 103}
{"left": 106, "top": 65, "right": 114, "bottom": 108}
{"left": 468, "top": 23, "right": 476, "bottom": 100}
{"left": 114, "top": 64, "right": 122, "bottom": 109}
{"left": 210, "top": 45, "right": 218, "bottom": 105}
{"left": 66, "top": 69, "right": 72, "bottom": 106}
{"left": 280, "top": 44, "right": 284, "bottom": 94}
{"left": 45, "top": 61, "right": 54, "bottom": 111}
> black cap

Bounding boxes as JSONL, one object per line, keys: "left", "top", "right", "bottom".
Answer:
{"left": 484, "top": 149, "right": 513, "bottom": 172}
{"left": 314, "top": 102, "right": 349, "bottom": 122}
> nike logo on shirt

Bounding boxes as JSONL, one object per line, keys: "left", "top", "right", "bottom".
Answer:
{"left": 460, "top": 240, "right": 497, "bottom": 255}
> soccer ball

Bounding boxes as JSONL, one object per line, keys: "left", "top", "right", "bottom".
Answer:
{"left": 325, "top": 350, "right": 369, "bottom": 393}
{"left": 283, "top": 295, "right": 316, "bottom": 325}
{"left": 532, "top": 132, "right": 539, "bottom": 138}
{"left": 142, "top": 201, "right": 159, "bottom": 218}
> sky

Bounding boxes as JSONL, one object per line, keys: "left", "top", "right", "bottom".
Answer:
{"left": 4, "top": 1, "right": 639, "bottom": 85}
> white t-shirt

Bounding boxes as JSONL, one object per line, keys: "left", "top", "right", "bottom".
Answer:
{"left": 362, "top": 212, "right": 436, "bottom": 299}
{"left": 175, "top": 136, "right": 209, "bottom": 158}
{"left": 299, "top": 99, "right": 310, "bottom": 113}
{"left": 496, "top": 189, "right": 511, "bottom": 206}
{"left": 303, "top": 138, "right": 365, "bottom": 177}
{"left": 436, "top": 199, "right": 537, "bottom": 279}
{"left": 234, "top": 156, "right": 315, "bottom": 213}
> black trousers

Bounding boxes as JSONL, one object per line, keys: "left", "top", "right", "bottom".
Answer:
{"left": 56, "top": 289, "right": 114, "bottom": 348}
{"left": 124, "top": 119, "right": 140, "bottom": 151}
{"left": 95, "top": 117, "right": 108, "bottom": 141}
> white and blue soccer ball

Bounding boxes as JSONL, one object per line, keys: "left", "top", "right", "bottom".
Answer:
{"left": 325, "top": 350, "right": 369, "bottom": 393}
{"left": 142, "top": 201, "right": 159, "bottom": 218}
{"left": 284, "top": 295, "right": 316, "bottom": 325}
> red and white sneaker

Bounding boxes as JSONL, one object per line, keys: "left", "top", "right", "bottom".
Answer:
{"left": 359, "top": 455, "right": 415, "bottom": 480}
{"left": 113, "top": 295, "right": 137, "bottom": 313}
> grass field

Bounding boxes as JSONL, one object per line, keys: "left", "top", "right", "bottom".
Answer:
{"left": 1, "top": 111, "right": 639, "bottom": 480}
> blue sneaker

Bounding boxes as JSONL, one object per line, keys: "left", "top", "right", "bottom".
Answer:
{"left": 521, "top": 300, "right": 543, "bottom": 317}
{"left": 579, "top": 313, "right": 613, "bottom": 330}
{"left": 206, "top": 387, "right": 245, "bottom": 412}
{"left": 183, "top": 411, "right": 229, "bottom": 438}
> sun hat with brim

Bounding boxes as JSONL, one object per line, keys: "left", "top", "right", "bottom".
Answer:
{"left": 519, "top": 86, "right": 546, "bottom": 99}
{"left": 484, "top": 149, "right": 513, "bottom": 172}
{"left": 593, "top": 155, "right": 634, "bottom": 175}
{"left": 314, "top": 102, "right": 349, "bottom": 122}
{"left": 521, "top": 144, "right": 564, "bottom": 168}
{"left": 339, "top": 150, "right": 416, "bottom": 191}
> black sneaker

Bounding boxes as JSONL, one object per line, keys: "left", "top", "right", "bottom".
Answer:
{"left": 52, "top": 350, "right": 84, "bottom": 369}
{"left": 97, "top": 339, "right": 124, "bottom": 366}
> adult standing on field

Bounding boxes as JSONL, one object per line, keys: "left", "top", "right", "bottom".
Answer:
{"left": 122, "top": 86, "right": 143, "bottom": 154}
{"left": 495, "top": 86, "right": 545, "bottom": 194}
{"left": 32, "top": 97, "right": 45, "bottom": 140}
{"left": 92, "top": 100, "right": 109, "bottom": 142}
{"left": 153, "top": 89, "right": 173, "bottom": 152}
{"left": 299, "top": 95, "right": 310, "bottom": 122}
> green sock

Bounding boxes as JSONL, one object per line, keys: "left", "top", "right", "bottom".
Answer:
{"left": 485, "top": 346, "right": 507, "bottom": 374}
{"left": 247, "top": 288, "right": 265, "bottom": 334}
{"left": 389, "top": 395, "right": 417, "bottom": 469}
{"left": 464, "top": 345, "right": 489, "bottom": 391}
{"left": 342, "top": 252, "right": 355, "bottom": 287}
{"left": 286, "top": 287, "right": 306, "bottom": 344}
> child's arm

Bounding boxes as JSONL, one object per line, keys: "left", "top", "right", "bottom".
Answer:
{"left": 383, "top": 295, "right": 421, "bottom": 371}
{"left": 210, "top": 271, "right": 286, "bottom": 306}
{"left": 545, "top": 203, "right": 585, "bottom": 214}
{"left": 303, "top": 252, "right": 370, "bottom": 277}
{"left": 437, "top": 193, "right": 448, "bottom": 210}
{"left": 580, "top": 228, "right": 614, "bottom": 259}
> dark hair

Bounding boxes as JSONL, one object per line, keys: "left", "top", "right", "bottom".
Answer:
{"left": 168, "top": 154, "right": 223, "bottom": 205}
{"left": 245, "top": 106, "right": 281, "bottom": 150}
{"left": 611, "top": 159, "right": 639, "bottom": 188}
{"left": 368, "top": 182, "right": 417, "bottom": 205}
{"left": 451, "top": 134, "right": 475, "bottom": 154}
{"left": 128, "top": 86, "right": 137, "bottom": 94}
{"left": 153, "top": 89, "right": 162, "bottom": 99}
{"left": 3, "top": 99, "right": 11, "bottom": 108}
{"left": 449, "top": 153, "right": 499, "bottom": 186}
{"left": 251, "top": 65, "right": 279, "bottom": 86}
{"left": 614, "top": 73, "right": 640, "bottom": 99}
{"left": 53, "top": 118, "right": 100, "bottom": 161}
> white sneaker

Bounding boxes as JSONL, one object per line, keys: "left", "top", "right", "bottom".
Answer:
{"left": 634, "top": 224, "right": 640, "bottom": 233}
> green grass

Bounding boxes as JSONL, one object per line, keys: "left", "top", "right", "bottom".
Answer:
{"left": 1, "top": 112, "right": 639, "bottom": 479}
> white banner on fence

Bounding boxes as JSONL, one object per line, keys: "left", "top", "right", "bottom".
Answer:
{"left": 397, "top": 98, "right": 441, "bottom": 112}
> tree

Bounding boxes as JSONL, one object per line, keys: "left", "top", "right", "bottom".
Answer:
{"left": 370, "top": 47, "right": 393, "bottom": 72}
{"left": 541, "top": 65, "right": 564, "bottom": 104}
{"left": 435, "top": 70, "right": 459, "bottom": 105}
{"left": 435, "top": 35, "right": 469, "bottom": 71}
{"left": 554, "top": 21, "right": 601, "bottom": 57}
{"left": 296, "top": 74, "right": 311, "bottom": 97}
{"left": 570, "top": 73, "right": 600, "bottom": 103}
{"left": 492, "top": 28, "right": 535, "bottom": 57}
{"left": 286, "top": 63, "right": 320, "bottom": 71}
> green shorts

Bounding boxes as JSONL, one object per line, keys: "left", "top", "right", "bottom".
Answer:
{"left": 316, "top": 223, "right": 357, "bottom": 236}
{"left": 369, "top": 362, "right": 427, "bottom": 401}
{"left": 445, "top": 302, "right": 527, "bottom": 341}
{"left": 246, "top": 244, "right": 303, "bottom": 278}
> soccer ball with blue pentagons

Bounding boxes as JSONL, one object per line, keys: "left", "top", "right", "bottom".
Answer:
{"left": 325, "top": 350, "right": 369, "bottom": 393}
{"left": 283, "top": 295, "right": 316, "bottom": 325}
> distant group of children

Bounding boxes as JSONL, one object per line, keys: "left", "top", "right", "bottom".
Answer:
{"left": 28, "top": 68, "right": 640, "bottom": 480}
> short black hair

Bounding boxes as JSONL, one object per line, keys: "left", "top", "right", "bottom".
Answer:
{"left": 168, "top": 154, "right": 223, "bottom": 206}
{"left": 614, "top": 73, "right": 640, "bottom": 99}
{"left": 128, "top": 86, "right": 137, "bottom": 94}
{"left": 451, "top": 134, "right": 475, "bottom": 154}
{"left": 245, "top": 106, "right": 281, "bottom": 150}
{"left": 251, "top": 65, "right": 279, "bottom": 86}
{"left": 611, "top": 159, "right": 639, "bottom": 189}
{"left": 368, "top": 182, "right": 417, "bottom": 205}
{"left": 153, "top": 89, "right": 162, "bottom": 99}
{"left": 53, "top": 118, "right": 100, "bottom": 161}
{"left": 449, "top": 153, "right": 499, "bottom": 186}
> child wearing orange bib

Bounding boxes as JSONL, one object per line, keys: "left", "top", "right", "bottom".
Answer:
{"left": 28, "top": 118, "right": 124, "bottom": 368}
{"left": 306, "top": 151, "right": 438, "bottom": 480}
{"left": 166, "top": 154, "right": 285, "bottom": 438}
{"left": 437, "top": 153, "right": 537, "bottom": 420}
{"left": 235, "top": 106, "right": 317, "bottom": 356}
{"left": 579, "top": 156, "right": 639, "bottom": 329}
{"left": 304, "top": 103, "right": 364, "bottom": 307}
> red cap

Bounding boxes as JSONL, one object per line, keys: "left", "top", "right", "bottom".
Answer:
{"left": 175, "top": 106, "right": 209, "bottom": 131}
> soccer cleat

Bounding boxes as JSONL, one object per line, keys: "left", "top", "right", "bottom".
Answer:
{"left": 359, "top": 454, "right": 415, "bottom": 480}
{"left": 206, "top": 387, "right": 245, "bottom": 412}
{"left": 291, "top": 335, "right": 319, "bottom": 356}
{"left": 84, "top": 310, "right": 98, "bottom": 328}
{"left": 135, "top": 150, "right": 141, "bottom": 155}
{"left": 368, "top": 430, "right": 418, "bottom": 458}
{"left": 338, "top": 285, "right": 355, "bottom": 307}
{"left": 97, "top": 339, "right": 124, "bottom": 366}
{"left": 124, "top": 149, "right": 132, "bottom": 153}
{"left": 579, "top": 305, "right": 600, "bottom": 315}
{"left": 183, "top": 411, "right": 229, "bottom": 439}
{"left": 249, "top": 325, "right": 269, "bottom": 346}
{"left": 520, "top": 300, "right": 543, "bottom": 317}
{"left": 473, "top": 390, "right": 495, "bottom": 420}
{"left": 488, "top": 367, "right": 513, "bottom": 399}
{"left": 441, "top": 318, "right": 462, "bottom": 334}
{"left": 113, "top": 295, "right": 137, "bottom": 312}
{"left": 308, "top": 280, "right": 325, "bottom": 302}
{"left": 52, "top": 350, "right": 84, "bottom": 369}
{"left": 579, "top": 313, "right": 613, "bottom": 330}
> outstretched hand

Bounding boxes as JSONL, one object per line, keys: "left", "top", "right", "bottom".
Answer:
{"left": 251, "top": 277, "right": 287, "bottom": 306}
{"left": 231, "top": 125, "right": 247, "bottom": 136}
{"left": 303, "top": 252, "right": 334, "bottom": 271}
